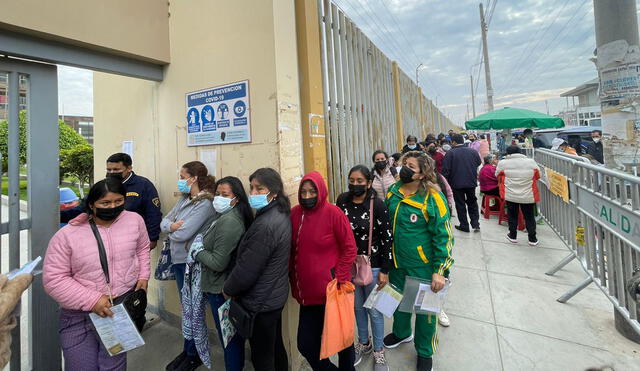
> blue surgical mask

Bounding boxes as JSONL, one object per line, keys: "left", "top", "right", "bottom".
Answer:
{"left": 178, "top": 179, "right": 191, "bottom": 194}
{"left": 408, "top": 144, "right": 417, "bottom": 150}
{"left": 249, "top": 193, "right": 270, "bottom": 210}
{"left": 213, "top": 196, "right": 235, "bottom": 213}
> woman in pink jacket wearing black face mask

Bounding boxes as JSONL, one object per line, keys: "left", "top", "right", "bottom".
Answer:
{"left": 44, "top": 178, "right": 150, "bottom": 371}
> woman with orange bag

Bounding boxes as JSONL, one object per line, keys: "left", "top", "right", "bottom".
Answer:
{"left": 290, "top": 172, "right": 357, "bottom": 370}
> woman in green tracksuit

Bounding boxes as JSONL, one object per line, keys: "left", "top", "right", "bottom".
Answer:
{"left": 382, "top": 150, "right": 454, "bottom": 371}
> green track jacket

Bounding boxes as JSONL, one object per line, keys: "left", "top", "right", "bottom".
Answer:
{"left": 385, "top": 182, "right": 454, "bottom": 275}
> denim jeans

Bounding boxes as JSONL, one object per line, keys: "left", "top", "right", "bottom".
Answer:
{"left": 354, "top": 267, "right": 384, "bottom": 351}
{"left": 172, "top": 263, "right": 199, "bottom": 357}
{"left": 208, "top": 293, "right": 246, "bottom": 371}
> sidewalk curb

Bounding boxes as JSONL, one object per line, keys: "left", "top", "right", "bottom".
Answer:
{"left": 1, "top": 195, "right": 28, "bottom": 212}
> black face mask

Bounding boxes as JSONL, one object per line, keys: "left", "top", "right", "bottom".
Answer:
{"left": 94, "top": 204, "right": 125, "bottom": 221}
{"left": 300, "top": 197, "right": 317, "bottom": 209}
{"left": 348, "top": 184, "right": 367, "bottom": 197}
{"left": 106, "top": 172, "right": 124, "bottom": 181}
{"left": 428, "top": 147, "right": 437, "bottom": 155}
{"left": 374, "top": 161, "right": 387, "bottom": 171}
{"left": 400, "top": 166, "right": 416, "bottom": 184}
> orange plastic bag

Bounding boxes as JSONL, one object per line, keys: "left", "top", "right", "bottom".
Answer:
{"left": 320, "top": 279, "right": 355, "bottom": 359}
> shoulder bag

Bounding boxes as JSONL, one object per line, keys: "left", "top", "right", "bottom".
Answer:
{"left": 90, "top": 219, "right": 148, "bottom": 332}
{"left": 351, "top": 197, "right": 374, "bottom": 286}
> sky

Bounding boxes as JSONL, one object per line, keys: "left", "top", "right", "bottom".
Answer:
{"left": 57, "top": 0, "right": 636, "bottom": 126}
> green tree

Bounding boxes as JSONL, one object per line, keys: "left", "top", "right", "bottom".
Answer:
{"left": 0, "top": 110, "right": 87, "bottom": 172}
{"left": 60, "top": 144, "right": 94, "bottom": 190}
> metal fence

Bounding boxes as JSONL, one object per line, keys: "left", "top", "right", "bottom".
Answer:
{"left": 534, "top": 148, "right": 640, "bottom": 335}
{"left": 317, "top": 0, "right": 456, "bottom": 197}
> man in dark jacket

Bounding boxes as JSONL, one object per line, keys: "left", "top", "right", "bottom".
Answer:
{"left": 586, "top": 129, "right": 604, "bottom": 164}
{"left": 60, "top": 153, "right": 163, "bottom": 249}
{"left": 442, "top": 134, "right": 482, "bottom": 232}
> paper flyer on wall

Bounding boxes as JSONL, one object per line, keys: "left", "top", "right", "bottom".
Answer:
{"left": 218, "top": 299, "right": 236, "bottom": 348}
{"left": 363, "top": 284, "right": 403, "bottom": 318}
{"left": 89, "top": 304, "right": 145, "bottom": 356}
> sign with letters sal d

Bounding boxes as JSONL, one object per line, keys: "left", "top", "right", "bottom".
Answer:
{"left": 185, "top": 80, "right": 251, "bottom": 146}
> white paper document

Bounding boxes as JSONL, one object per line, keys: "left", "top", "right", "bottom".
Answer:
{"left": 89, "top": 304, "right": 145, "bottom": 356}
{"left": 217, "top": 299, "right": 236, "bottom": 348}
{"left": 7, "top": 256, "right": 42, "bottom": 280}
{"left": 418, "top": 281, "right": 450, "bottom": 314}
{"left": 363, "top": 284, "right": 404, "bottom": 318}
{"left": 414, "top": 283, "right": 431, "bottom": 307}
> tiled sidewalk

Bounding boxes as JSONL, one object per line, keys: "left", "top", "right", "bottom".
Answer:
{"left": 129, "top": 216, "right": 640, "bottom": 371}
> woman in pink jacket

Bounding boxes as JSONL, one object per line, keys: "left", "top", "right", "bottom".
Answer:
{"left": 44, "top": 178, "right": 151, "bottom": 371}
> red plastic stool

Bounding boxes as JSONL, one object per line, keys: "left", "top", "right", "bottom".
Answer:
{"left": 482, "top": 195, "right": 503, "bottom": 219}
{"left": 498, "top": 202, "right": 526, "bottom": 231}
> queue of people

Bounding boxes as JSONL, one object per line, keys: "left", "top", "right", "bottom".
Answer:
{"left": 41, "top": 140, "right": 465, "bottom": 371}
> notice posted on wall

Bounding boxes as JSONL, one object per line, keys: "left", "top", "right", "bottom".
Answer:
{"left": 185, "top": 80, "right": 251, "bottom": 146}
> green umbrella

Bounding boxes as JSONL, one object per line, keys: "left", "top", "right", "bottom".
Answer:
{"left": 465, "top": 107, "right": 565, "bottom": 130}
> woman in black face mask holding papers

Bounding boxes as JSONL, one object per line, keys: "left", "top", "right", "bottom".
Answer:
{"left": 335, "top": 165, "right": 394, "bottom": 370}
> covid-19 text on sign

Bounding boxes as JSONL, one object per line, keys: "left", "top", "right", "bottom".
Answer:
{"left": 185, "top": 80, "right": 251, "bottom": 146}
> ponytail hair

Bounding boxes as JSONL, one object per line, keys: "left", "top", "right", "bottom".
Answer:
{"left": 182, "top": 161, "right": 216, "bottom": 193}
{"left": 401, "top": 151, "right": 441, "bottom": 195}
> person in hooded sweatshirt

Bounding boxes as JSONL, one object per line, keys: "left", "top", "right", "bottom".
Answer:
{"left": 290, "top": 172, "right": 358, "bottom": 371}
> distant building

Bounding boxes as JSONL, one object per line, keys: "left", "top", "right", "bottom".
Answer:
{"left": 1, "top": 75, "right": 93, "bottom": 144}
{"left": 559, "top": 78, "right": 601, "bottom": 127}
{"left": 0, "top": 74, "right": 28, "bottom": 120}
{"left": 59, "top": 115, "right": 94, "bottom": 144}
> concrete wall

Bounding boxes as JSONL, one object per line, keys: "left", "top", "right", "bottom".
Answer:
{"left": 0, "top": 0, "right": 170, "bottom": 63}
{"left": 94, "top": 0, "right": 304, "bottom": 365}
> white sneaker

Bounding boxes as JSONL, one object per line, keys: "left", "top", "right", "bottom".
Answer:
{"left": 438, "top": 310, "right": 450, "bottom": 327}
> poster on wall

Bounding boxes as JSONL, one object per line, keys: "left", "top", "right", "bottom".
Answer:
{"left": 185, "top": 80, "right": 251, "bottom": 146}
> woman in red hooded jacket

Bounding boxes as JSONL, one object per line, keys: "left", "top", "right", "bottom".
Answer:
{"left": 290, "top": 171, "right": 357, "bottom": 371}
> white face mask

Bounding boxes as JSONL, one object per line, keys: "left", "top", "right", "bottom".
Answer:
{"left": 408, "top": 144, "right": 417, "bottom": 150}
{"left": 443, "top": 144, "right": 452, "bottom": 151}
{"left": 212, "top": 196, "right": 236, "bottom": 213}
{"left": 592, "top": 137, "right": 601, "bottom": 143}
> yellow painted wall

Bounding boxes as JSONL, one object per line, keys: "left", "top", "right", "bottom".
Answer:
{"left": 93, "top": 0, "right": 304, "bottom": 366}
{"left": 0, "top": 0, "right": 170, "bottom": 63}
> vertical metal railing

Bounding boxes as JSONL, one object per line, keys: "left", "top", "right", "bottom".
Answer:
{"left": 535, "top": 148, "right": 640, "bottom": 335}
{"left": 317, "top": 0, "right": 455, "bottom": 198}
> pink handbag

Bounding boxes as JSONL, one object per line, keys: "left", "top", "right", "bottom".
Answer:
{"left": 352, "top": 198, "right": 374, "bottom": 286}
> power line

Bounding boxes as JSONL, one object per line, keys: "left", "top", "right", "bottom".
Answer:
{"left": 502, "top": 0, "right": 591, "bottom": 95}
{"left": 340, "top": 0, "right": 417, "bottom": 76}
{"left": 373, "top": 0, "right": 442, "bottom": 98}
{"left": 486, "top": 0, "right": 498, "bottom": 28}
{"left": 497, "top": 0, "right": 573, "bottom": 94}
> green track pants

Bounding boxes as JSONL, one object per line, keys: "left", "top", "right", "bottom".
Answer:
{"left": 389, "top": 267, "right": 438, "bottom": 358}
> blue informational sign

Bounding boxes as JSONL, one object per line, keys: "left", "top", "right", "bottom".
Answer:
{"left": 185, "top": 80, "right": 251, "bottom": 146}
{"left": 187, "top": 108, "right": 200, "bottom": 133}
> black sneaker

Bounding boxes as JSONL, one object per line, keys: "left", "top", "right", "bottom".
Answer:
{"left": 506, "top": 233, "right": 518, "bottom": 244}
{"left": 383, "top": 333, "right": 414, "bottom": 349}
{"left": 454, "top": 225, "right": 470, "bottom": 233}
{"left": 417, "top": 356, "right": 433, "bottom": 371}
{"left": 176, "top": 355, "right": 203, "bottom": 371}
{"left": 165, "top": 351, "right": 187, "bottom": 371}
{"left": 473, "top": 225, "right": 481, "bottom": 232}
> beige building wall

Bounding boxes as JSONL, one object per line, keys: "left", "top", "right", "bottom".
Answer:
{"left": 93, "top": 0, "right": 305, "bottom": 366}
{"left": 0, "top": 0, "right": 170, "bottom": 63}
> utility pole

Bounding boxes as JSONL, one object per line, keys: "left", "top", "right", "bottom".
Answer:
{"left": 593, "top": 0, "right": 640, "bottom": 343}
{"left": 479, "top": 3, "right": 494, "bottom": 112}
{"left": 594, "top": 0, "right": 639, "bottom": 172}
{"left": 470, "top": 74, "right": 477, "bottom": 117}
{"left": 545, "top": 100, "right": 549, "bottom": 115}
